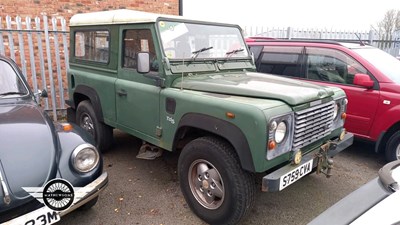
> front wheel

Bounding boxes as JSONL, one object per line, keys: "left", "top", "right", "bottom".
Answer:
{"left": 76, "top": 100, "right": 113, "bottom": 152}
{"left": 178, "top": 136, "right": 255, "bottom": 225}
{"left": 385, "top": 130, "right": 400, "bottom": 162}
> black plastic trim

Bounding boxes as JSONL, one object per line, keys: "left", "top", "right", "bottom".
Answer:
{"left": 73, "top": 85, "right": 105, "bottom": 123}
{"left": 176, "top": 113, "right": 255, "bottom": 172}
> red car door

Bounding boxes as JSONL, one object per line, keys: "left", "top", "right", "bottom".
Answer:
{"left": 304, "top": 47, "right": 380, "bottom": 138}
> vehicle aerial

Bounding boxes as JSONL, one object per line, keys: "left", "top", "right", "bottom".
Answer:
{"left": 66, "top": 10, "right": 353, "bottom": 225}
{"left": 0, "top": 55, "right": 108, "bottom": 224}
{"left": 246, "top": 38, "right": 400, "bottom": 161}
{"left": 309, "top": 160, "right": 400, "bottom": 225}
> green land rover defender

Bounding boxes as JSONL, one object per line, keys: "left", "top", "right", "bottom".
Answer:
{"left": 66, "top": 9, "right": 353, "bottom": 225}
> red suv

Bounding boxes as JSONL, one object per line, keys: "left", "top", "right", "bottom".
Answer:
{"left": 246, "top": 39, "right": 400, "bottom": 161}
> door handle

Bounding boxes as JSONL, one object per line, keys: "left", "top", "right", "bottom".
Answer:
{"left": 117, "top": 89, "right": 127, "bottom": 97}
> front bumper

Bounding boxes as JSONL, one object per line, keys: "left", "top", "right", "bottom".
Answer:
{"left": 60, "top": 172, "right": 108, "bottom": 217}
{"left": 262, "top": 132, "right": 353, "bottom": 192}
{"left": 3, "top": 172, "right": 108, "bottom": 225}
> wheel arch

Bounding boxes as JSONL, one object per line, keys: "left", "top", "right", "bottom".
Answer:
{"left": 376, "top": 121, "right": 400, "bottom": 153}
{"left": 73, "top": 85, "right": 105, "bottom": 123}
{"left": 174, "top": 113, "right": 255, "bottom": 172}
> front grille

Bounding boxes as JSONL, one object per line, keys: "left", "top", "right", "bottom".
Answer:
{"left": 293, "top": 101, "right": 334, "bottom": 150}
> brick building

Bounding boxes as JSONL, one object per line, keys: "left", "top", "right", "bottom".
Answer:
{"left": 0, "top": 0, "right": 180, "bottom": 21}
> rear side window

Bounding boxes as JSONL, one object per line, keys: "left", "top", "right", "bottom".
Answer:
{"left": 256, "top": 46, "right": 303, "bottom": 77}
{"left": 75, "top": 30, "right": 110, "bottom": 63}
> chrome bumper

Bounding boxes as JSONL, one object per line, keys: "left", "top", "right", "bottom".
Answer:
{"left": 60, "top": 172, "right": 108, "bottom": 217}
{"left": 3, "top": 172, "right": 108, "bottom": 224}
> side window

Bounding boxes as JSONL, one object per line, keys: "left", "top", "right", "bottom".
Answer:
{"left": 123, "top": 29, "right": 158, "bottom": 72}
{"left": 306, "top": 47, "right": 368, "bottom": 85}
{"left": 75, "top": 31, "right": 109, "bottom": 63}
{"left": 248, "top": 46, "right": 263, "bottom": 61}
{"left": 257, "top": 46, "right": 303, "bottom": 77}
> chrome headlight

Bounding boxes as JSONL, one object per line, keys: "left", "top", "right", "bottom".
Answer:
{"left": 332, "top": 97, "right": 348, "bottom": 130}
{"left": 333, "top": 103, "right": 339, "bottom": 120}
{"left": 267, "top": 113, "right": 294, "bottom": 160}
{"left": 275, "top": 121, "right": 287, "bottom": 143}
{"left": 72, "top": 144, "right": 100, "bottom": 173}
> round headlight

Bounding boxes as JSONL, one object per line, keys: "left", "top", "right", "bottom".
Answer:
{"left": 72, "top": 144, "right": 100, "bottom": 173}
{"left": 275, "top": 121, "right": 287, "bottom": 143}
{"left": 333, "top": 103, "right": 340, "bottom": 119}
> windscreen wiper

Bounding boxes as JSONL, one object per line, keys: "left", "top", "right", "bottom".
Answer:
{"left": 225, "top": 48, "right": 244, "bottom": 56}
{"left": 191, "top": 46, "right": 213, "bottom": 61}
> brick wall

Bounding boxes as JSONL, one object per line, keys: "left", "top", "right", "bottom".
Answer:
{"left": 0, "top": 0, "right": 179, "bottom": 22}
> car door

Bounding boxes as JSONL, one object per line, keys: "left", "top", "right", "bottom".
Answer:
{"left": 116, "top": 26, "right": 161, "bottom": 143}
{"left": 304, "top": 47, "right": 380, "bottom": 137}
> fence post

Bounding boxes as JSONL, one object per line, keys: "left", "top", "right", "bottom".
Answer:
{"left": 6, "top": 16, "right": 16, "bottom": 61}
{"left": 52, "top": 17, "right": 65, "bottom": 115}
{"left": 35, "top": 17, "right": 49, "bottom": 110}
{"left": 368, "top": 30, "right": 374, "bottom": 45}
{"left": 43, "top": 15, "right": 58, "bottom": 121}
{"left": 0, "top": 17, "right": 5, "bottom": 55}
{"left": 287, "top": 27, "right": 292, "bottom": 40}
{"left": 61, "top": 18, "right": 69, "bottom": 71}
{"left": 16, "top": 16, "right": 28, "bottom": 79}
{"left": 26, "top": 17, "right": 38, "bottom": 94}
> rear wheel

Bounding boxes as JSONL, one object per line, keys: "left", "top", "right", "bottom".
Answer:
{"left": 76, "top": 100, "right": 112, "bottom": 152}
{"left": 178, "top": 136, "right": 255, "bottom": 225}
{"left": 385, "top": 130, "right": 400, "bottom": 162}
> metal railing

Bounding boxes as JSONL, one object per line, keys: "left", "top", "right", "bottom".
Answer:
{"left": 0, "top": 15, "right": 69, "bottom": 121}
{"left": 244, "top": 26, "right": 400, "bottom": 57}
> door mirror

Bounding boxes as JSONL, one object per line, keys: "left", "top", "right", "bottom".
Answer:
{"left": 40, "top": 89, "right": 48, "bottom": 98}
{"left": 34, "top": 89, "right": 48, "bottom": 99}
{"left": 34, "top": 89, "right": 48, "bottom": 105}
{"left": 353, "top": 73, "right": 374, "bottom": 89}
{"left": 137, "top": 52, "right": 150, "bottom": 74}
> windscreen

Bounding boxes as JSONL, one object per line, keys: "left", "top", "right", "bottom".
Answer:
{"left": 0, "top": 60, "right": 28, "bottom": 98}
{"left": 158, "top": 20, "right": 249, "bottom": 60}
{"left": 353, "top": 48, "right": 400, "bottom": 84}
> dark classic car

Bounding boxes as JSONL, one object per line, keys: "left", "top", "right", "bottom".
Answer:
{"left": 0, "top": 55, "right": 108, "bottom": 224}
{"left": 309, "top": 160, "right": 400, "bottom": 225}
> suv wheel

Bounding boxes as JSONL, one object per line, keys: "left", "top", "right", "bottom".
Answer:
{"left": 178, "top": 136, "right": 255, "bottom": 225}
{"left": 385, "top": 130, "right": 400, "bottom": 162}
{"left": 76, "top": 100, "right": 113, "bottom": 152}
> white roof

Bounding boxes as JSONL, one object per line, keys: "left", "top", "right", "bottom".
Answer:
{"left": 70, "top": 9, "right": 183, "bottom": 26}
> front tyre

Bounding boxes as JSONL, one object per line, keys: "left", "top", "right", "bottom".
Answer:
{"left": 385, "top": 130, "right": 400, "bottom": 162}
{"left": 178, "top": 137, "right": 255, "bottom": 225}
{"left": 76, "top": 100, "right": 113, "bottom": 152}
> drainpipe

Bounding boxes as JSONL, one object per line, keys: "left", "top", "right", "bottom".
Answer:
{"left": 179, "top": 0, "right": 183, "bottom": 16}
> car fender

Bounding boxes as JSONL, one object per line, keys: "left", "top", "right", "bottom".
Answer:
{"left": 370, "top": 103, "right": 400, "bottom": 142}
{"left": 56, "top": 124, "right": 103, "bottom": 187}
{"left": 176, "top": 113, "right": 255, "bottom": 172}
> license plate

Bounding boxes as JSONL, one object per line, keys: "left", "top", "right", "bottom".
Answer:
{"left": 279, "top": 159, "right": 313, "bottom": 191}
{"left": 6, "top": 206, "right": 60, "bottom": 225}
